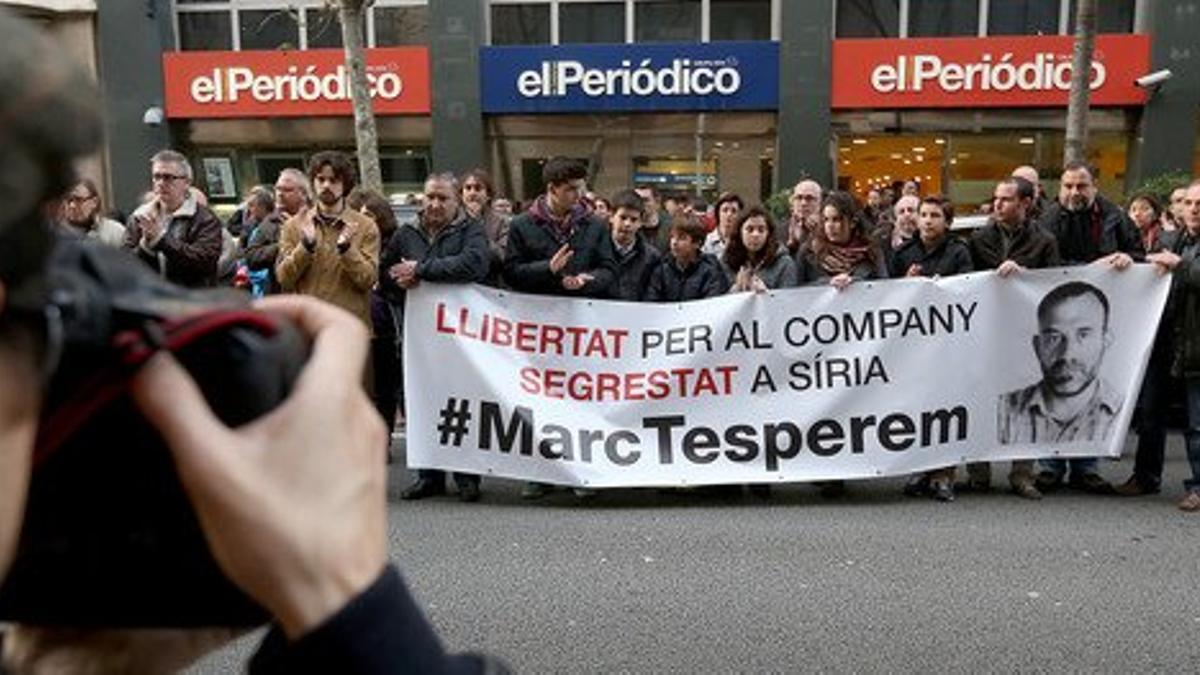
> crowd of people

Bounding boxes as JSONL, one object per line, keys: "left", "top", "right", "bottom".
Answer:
{"left": 54, "top": 148, "right": 1200, "bottom": 511}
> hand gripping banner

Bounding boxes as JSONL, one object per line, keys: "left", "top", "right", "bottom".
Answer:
{"left": 403, "top": 266, "right": 1169, "bottom": 488}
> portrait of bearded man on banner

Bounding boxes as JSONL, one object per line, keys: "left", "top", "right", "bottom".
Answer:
{"left": 997, "top": 281, "right": 1124, "bottom": 445}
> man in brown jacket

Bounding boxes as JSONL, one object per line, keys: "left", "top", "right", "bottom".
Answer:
{"left": 123, "top": 150, "right": 223, "bottom": 288}
{"left": 276, "top": 151, "right": 379, "bottom": 329}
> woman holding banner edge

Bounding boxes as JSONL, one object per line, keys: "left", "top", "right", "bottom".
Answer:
{"left": 794, "top": 191, "right": 888, "bottom": 498}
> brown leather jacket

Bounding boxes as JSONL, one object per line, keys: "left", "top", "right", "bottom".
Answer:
{"left": 123, "top": 196, "right": 223, "bottom": 288}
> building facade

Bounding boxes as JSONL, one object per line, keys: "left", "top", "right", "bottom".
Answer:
{"left": 94, "top": 0, "right": 1200, "bottom": 214}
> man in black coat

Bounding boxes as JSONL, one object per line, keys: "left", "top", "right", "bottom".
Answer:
{"left": 1033, "top": 161, "right": 1145, "bottom": 494}
{"left": 967, "top": 177, "right": 1061, "bottom": 500}
{"left": 502, "top": 157, "right": 616, "bottom": 500}
{"left": 381, "top": 173, "right": 490, "bottom": 503}
{"left": 503, "top": 157, "right": 616, "bottom": 299}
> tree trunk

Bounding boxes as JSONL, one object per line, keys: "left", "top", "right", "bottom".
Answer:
{"left": 1063, "top": 0, "right": 1097, "bottom": 166}
{"left": 338, "top": 0, "right": 383, "bottom": 194}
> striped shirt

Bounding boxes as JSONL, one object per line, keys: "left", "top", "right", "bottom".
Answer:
{"left": 997, "top": 380, "right": 1123, "bottom": 445}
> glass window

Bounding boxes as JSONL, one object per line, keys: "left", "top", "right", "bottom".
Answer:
{"left": 560, "top": 3, "right": 625, "bottom": 44}
{"left": 240, "top": 9, "right": 300, "bottom": 50}
{"left": 909, "top": 0, "right": 978, "bottom": 37}
{"left": 711, "top": 0, "right": 771, "bottom": 41}
{"left": 988, "top": 0, "right": 1060, "bottom": 36}
{"left": 381, "top": 153, "right": 430, "bottom": 190}
{"left": 1068, "top": 0, "right": 1135, "bottom": 34}
{"left": 255, "top": 156, "right": 306, "bottom": 187}
{"left": 375, "top": 6, "right": 429, "bottom": 45}
{"left": 491, "top": 4, "right": 551, "bottom": 45}
{"left": 836, "top": 0, "right": 899, "bottom": 38}
{"left": 306, "top": 8, "right": 343, "bottom": 48}
{"left": 635, "top": 0, "right": 701, "bottom": 43}
{"left": 178, "top": 12, "right": 232, "bottom": 51}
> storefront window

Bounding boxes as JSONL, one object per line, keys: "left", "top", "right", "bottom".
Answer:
{"left": 836, "top": 0, "right": 899, "bottom": 38}
{"left": 381, "top": 152, "right": 430, "bottom": 196}
{"left": 306, "top": 8, "right": 343, "bottom": 48}
{"left": 987, "top": 0, "right": 1060, "bottom": 36}
{"left": 1067, "top": 0, "right": 1135, "bottom": 34}
{"left": 635, "top": 0, "right": 701, "bottom": 43}
{"left": 240, "top": 9, "right": 299, "bottom": 51}
{"left": 711, "top": 0, "right": 771, "bottom": 41}
{"left": 560, "top": 3, "right": 625, "bottom": 44}
{"left": 836, "top": 128, "right": 1130, "bottom": 215}
{"left": 908, "top": 0, "right": 978, "bottom": 37}
{"left": 375, "top": 6, "right": 428, "bottom": 46}
{"left": 178, "top": 11, "right": 232, "bottom": 51}
{"left": 254, "top": 155, "right": 306, "bottom": 188}
{"left": 492, "top": 4, "right": 551, "bottom": 45}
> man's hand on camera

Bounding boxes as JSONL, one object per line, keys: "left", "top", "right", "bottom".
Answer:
{"left": 130, "top": 296, "right": 388, "bottom": 640}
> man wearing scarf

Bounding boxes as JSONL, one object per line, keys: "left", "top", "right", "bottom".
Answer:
{"left": 503, "top": 157, "right": 616, "bottom": 500}
{"left": 503, "top": 157, "right": 616, "bottom": 298}
{"left": 1033, "top": 161, "right": 1144, "bottom": 494}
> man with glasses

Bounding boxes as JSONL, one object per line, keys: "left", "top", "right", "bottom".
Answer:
{"left": 58, "top": 178, "right": 125, "bottom": 247}
{"left": 786, "top": 179, "right": 822, "bottom": 254}
{"left": 123, "top": 149, "right": 223, "bottom": 288}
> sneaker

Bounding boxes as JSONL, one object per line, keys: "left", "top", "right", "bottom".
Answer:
{"left": 931, "top": 481, "right": 955, "bottom": 502}
{"left": 1068, "top": 472, "right": 1114, "bottom": 495}
{"left": 457, "top": 482, "right": 481, "bottom": 503}
{"left": 903, "top": 474, "right": 931, "bottom": 497}
{"left": 400, "top": 478, "right": 445, "bottom": 501}
{"left": 521, "top": 482, "right": 551, "bottom": 500}
{"left": 1178, "top": 491, "right": 1200, "bottom": 512}
{"left": 1114, "top": 476, "right": 1159, "bottom": 497}
{"left": 1011, "top": 481, "right": 1043, "bottom": 500}
{"left": 1034, "top": 470, "right": 1063, "bottom": 492}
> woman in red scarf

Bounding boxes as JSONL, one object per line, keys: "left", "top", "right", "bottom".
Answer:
{"left": 796, "top": 191, "right": 886, "bottom": 289}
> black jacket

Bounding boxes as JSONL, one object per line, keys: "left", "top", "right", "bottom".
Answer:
{"left": 891, "top": 235, "right": 974, "bottom": 278}
{"left": 609, "top": 235, "right": 661, "bottom": 301}
{"left": 968, "top": 219, "right": 1060, "bottom": 270}
{"left": 502, "top": 207, "right": 616, "bottom": 298}
{"left": 250, "top": 566, "right": 505, "bottom": 674}
{"left": 1160, "top": 228, "right": 1200, "bottom": 378}
{"left": 1037, "top": 195, "right": 1145, "bottom": 265}
{"left": 644, "top": 253, "right": 729, "bottom": 302}
{"left": 379, "top": 211, "right": 490, "bottom": 306}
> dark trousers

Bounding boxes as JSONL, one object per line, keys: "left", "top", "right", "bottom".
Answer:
{"left": 419, "top": 469, "right": 481, "bottom": 489}
{"left": 1130, "top": 336, "right": 1175, "bottom": 489}
{"left": 371, "top": 333, "right": 399, "bottom": 437}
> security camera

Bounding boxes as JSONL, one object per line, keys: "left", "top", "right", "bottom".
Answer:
{"left": 1135, "top": 69, "right": 1173, "bottom": 89}
{"left": 142, "top": 105, "right": 165, "bottom": 127}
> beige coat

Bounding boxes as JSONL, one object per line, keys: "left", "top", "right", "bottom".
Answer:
{"left": 276, "top": 206, "right": 380, "bottom": 330}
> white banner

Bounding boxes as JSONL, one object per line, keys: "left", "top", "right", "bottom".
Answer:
{"left": 403, "top": 266, "right": 1170, "bottom": 487}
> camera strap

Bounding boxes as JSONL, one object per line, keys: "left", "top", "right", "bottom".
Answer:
{"left": 33, "top": 310, "right": 281, "bottom": 468}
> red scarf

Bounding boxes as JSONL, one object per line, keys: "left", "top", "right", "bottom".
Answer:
{"left": 820, "top": 236, "right": 873, "bottom": 276}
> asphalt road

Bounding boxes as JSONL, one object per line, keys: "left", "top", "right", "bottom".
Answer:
{"left": 191, "top": 434, "right": 1199, "bottom": 673}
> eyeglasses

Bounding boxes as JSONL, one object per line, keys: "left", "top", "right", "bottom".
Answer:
{"left": 65, "top": 194, "right": 95, "bottom": 205}
{"left": 792, "top": 194, "right": 818, "bottom": 202}
{"left": 152, "top": 173, "right": 186, "bottom": 183}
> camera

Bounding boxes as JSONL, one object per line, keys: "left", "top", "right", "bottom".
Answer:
{"left": 0, "top": 237, "right": 308, "bottom": 626}
{"left": 1134, "top": 69, "right": 1173, "bottom": 89}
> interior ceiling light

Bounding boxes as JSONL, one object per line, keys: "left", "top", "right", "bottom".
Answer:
{"left": 852, "top": 138, "right": 868, "bottom": 145}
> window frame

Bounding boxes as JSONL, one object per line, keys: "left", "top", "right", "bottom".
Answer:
{"left": 173, "top": 0, "right": 428, "bottom": 51}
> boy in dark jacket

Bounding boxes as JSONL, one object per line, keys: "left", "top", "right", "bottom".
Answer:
{"left": 895, "top": 196, "right": 973, "bottom": 502}
{"left": 502, "top": 157, "right": 616, "bottom": 298}
{"left": 607, "top": 189, "right": 661, "bottom": 302}
{"left": 645, "top": 216, "right": 730, "bottom": 302}
{"left": 501, "top": 157, "right": 615, "bottom": 500}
